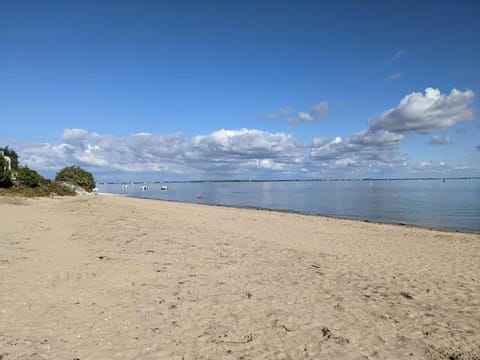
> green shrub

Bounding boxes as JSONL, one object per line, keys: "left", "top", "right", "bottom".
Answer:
{"left": 0, "top": 170, "right": 13, "bottom": 188}
{"left": 55, "top": 166, "right": 95, "bottom": 191}
{"left": 17, "top": 166, "right": 42, "bottom": 188}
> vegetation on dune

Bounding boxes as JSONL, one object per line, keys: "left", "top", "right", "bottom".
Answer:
{"left": 55, "top": 166, "right": 96, "bottom": 192}
{"left": 0, "top": 170, "right": 13, "bottom": 188}
{"left": 0, "top": 146, "right": 93, "bottom": 197}
{"left": 16, "top": 166, "right": 42, "bottom": 188}
{"left": 0, "top": 178, "right": 76, "bottom": 197}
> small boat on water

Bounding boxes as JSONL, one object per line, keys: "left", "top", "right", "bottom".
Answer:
{"left": 161, "top": 185, "right": 168, "bottom": 191}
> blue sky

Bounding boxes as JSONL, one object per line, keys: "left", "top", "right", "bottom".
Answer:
{"left": 1, "top": 0, "right": 479, "bottom": 181}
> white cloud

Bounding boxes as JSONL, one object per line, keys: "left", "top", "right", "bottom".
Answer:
{"left": 17, "top": 128, "right": 304, "bottom": 178}
{"left": 349, "top": 129, "right": 404, "bottom": 147}
{"left": 416, "top": 160, "right": 433, "bottom": 170}
{"left": 257, "top": 159, "right": 285, "bottom": 170}
{"left": 410, "top": 160, "right": 473, "bottom": 174}
{"left": 62, "top": 128, "right": 89, "bottom": 147}
{"left": 289, "top": 101, "right": 329, "bottom": 123}
{"left": 430, "top": 135, "right": 452, "bottom": 145}
{"left": 6, "top": 88, "right": 478, "bottom": 180}
{"left": 308, "top": 88, "right": 474, "bottom": 174}
{"left": 370, "top": 88, "right": 475, "bottom": 134}
{"left": 289, "top": 111, "right": 315, "bottom": 123}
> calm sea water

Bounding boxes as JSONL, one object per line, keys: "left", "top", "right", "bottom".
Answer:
{"left": 97, "top": 179, "right": 480, "bottom": 232}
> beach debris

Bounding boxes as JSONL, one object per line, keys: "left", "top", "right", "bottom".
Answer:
{"left": 311, "top": 263, "right": 321, "bottom": 269}
{"left": 322, "top": 327, "right": 332, "bottom": 338}
{"left": 215, "top": 333, "right": 253, "bottom": 344}
{"left": 246, "top": 292, "right": 252, "bottom": 299}
{"left": 282, "top": 325, "right": 292, "bottom": 332}
{"left": 400, "top": 291, "right": 414, "bottom": 299}
{"left": 98, "top": 256, "right": 105, "bottom": 260}
{"left": 321, "top": 327, "right": 350, "bottom": 345}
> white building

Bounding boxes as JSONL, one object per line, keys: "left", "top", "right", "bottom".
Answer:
{"left": 0, "top": 150, "right": 11, "bottom": 172}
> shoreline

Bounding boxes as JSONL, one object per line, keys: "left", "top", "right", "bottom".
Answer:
{"left": 103, "top": 193, "right": 480, "bottom": 235}
{"left": 2, "top": 195, "right": 479, "bottom": 359}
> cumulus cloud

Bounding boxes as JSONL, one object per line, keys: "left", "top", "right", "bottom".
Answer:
{"left": 309, "top": 129, "right": 406, "bottom": 173}
{"left": 289, "top": 101, "right": 329, "bottom": 123}
{"left": 413, "top": 160, "right": 433, "bottom": 170}
{"left": 370, "top": 88, "right": 475, "bottom": 134}
{"left": 17, "top": 128, "right": 305, "bottom": 178}
{"left": 289, "top": 111, "right": 315, "bottom": 123}
{"left": 62, "top": 128, "right": 89, "bottom": 146}
{"left": 308, "top": 88, "right": 474, "bottom": 174}
{"left": 430, "top": 135, "right": 452, "bottom": 145}
{"left": 189, "top": 129, "right": 303, "bottom": 167}
{"left": 410, "top": 160, "right": 471, "bottom": 174}
{"left": 8, "top": 88, "right": 477, "bottom": 179}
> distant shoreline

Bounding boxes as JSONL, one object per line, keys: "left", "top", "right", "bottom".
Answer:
{"left": 96, "top": 177, "right": 480, "bottom": 185}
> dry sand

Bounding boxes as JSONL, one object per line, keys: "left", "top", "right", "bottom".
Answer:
{"left": 0, "top": 195, "right": 479, "bottom": 359}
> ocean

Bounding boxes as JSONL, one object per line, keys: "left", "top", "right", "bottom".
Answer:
{"left": 97, "top": 179, "right": 480, "bottom": 232}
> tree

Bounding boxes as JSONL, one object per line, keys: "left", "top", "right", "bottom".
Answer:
{"left": 0, "top": 153, "right": 13, "bottom": 188}
{"left": 0, "top": 146, "right": 19, "bottom": 170}
{"left": 55, "top": 166, "right": 95, "bottom": 191}
{"left": 0, "top": 153, "right": 5, "bottom": 171}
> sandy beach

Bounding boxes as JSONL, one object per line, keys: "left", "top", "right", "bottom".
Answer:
{"left": 0, "top": 195, "right": 479, "bottom": 359}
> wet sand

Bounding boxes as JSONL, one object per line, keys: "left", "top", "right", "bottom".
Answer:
{"left": 1, "top": 195, "right": 479, "bottom": 359}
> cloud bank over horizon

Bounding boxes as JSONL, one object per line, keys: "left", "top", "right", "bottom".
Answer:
{"left": 4, "top": 88, "right": 478, "bottom": 180}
